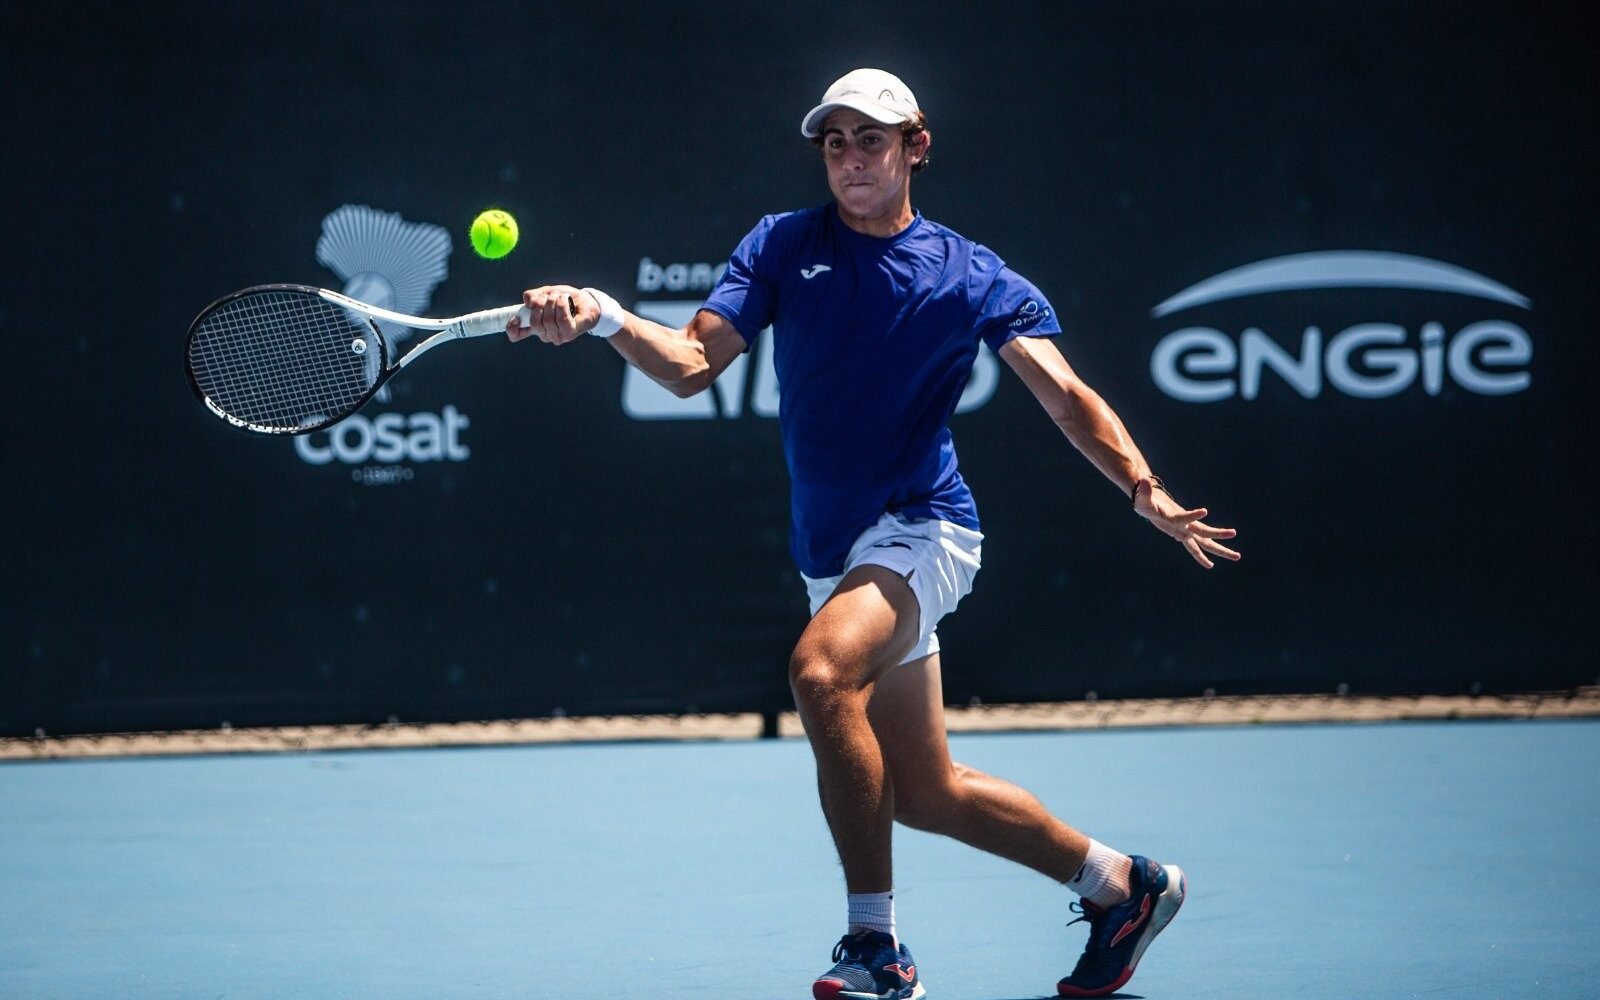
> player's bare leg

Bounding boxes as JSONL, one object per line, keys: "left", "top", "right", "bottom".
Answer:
{"left": 869, "top": 655, "right": 1185, "bottom": 997}
{"left": 789, "top": 564, "right": 921, "bottom": 894}
{"left": 791, "top": 565, "right": 932, "bottom": 1000}
{"left": 868, "top": 653, "right": 1092, "bottom": 882}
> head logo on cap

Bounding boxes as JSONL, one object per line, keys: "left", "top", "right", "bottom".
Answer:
{"left": 801, "top": 68, "right": 921, "bottom": 137}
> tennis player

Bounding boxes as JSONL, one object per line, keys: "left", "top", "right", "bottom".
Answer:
{"left": 509, "top": 68, "right": 1239, "bottom": 1000}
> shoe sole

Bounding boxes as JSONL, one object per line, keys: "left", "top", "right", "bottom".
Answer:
{"left": 1058, "top": 864, "right": 1187, "bottom": 998}
{"left": 814, "top": 980, "right": 927, "bottom": 1000}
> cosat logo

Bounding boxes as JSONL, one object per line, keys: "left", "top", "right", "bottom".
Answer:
{"left": 621, "top": 257, "right": 1001, "bottom": 420}
{"left": 294, "top": 407, "right": 472, "bottom": 481}
{"left": 1149, "top": 251, "right": 1533, "bottom": 402}
{"left": 294, "top": 205, "right": 465, "bottom": 483}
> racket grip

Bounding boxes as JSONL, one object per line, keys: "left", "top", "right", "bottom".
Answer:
{"left": 455, "top": 305, "right": 524, "bottom": 338}
{"left": 458, "top": 296, "right": 582, "bottom": 338}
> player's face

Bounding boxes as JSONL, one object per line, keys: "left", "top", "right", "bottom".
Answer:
{"left": 819, "top": 109, "right": 921, "bottom": 219}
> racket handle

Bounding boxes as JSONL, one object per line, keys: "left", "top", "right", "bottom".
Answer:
{"left": 456, "top": 295, "right": 582, "bottom": 338}
{"left": 453, "top": 305, "right": 524, "bottom": 338}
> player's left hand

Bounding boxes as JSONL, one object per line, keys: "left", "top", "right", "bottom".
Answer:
{"left": 1133, "top": 477, "right": 1240, "bottom": 569}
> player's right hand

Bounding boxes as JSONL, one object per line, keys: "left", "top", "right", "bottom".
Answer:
{"left": 507, "top": 285, "right": 599, "bottom": 345}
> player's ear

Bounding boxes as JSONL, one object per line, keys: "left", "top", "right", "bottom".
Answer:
{"left": 907, "top": 128, "right": 931, "bottom": 167}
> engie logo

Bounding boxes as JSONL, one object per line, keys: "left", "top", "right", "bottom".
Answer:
{"left": 1149, "top": 251, "right": 1533, "bottom": 402}
{"left": 294, "top": 205, "right": 467, "bottom": 484}
{"left": 620, "top": 301, "right": 1000, "bottom": 419}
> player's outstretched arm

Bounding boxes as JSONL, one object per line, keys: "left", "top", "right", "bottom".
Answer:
{"left": 999, "top": 335, "right": 1241, "bottom": 569}
{"left": 507, "top": 284, "right": 745, "bottom": 398}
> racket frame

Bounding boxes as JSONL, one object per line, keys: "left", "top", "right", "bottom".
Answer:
{"left": 184, "top": 283, "right": 522, "bottom": 436}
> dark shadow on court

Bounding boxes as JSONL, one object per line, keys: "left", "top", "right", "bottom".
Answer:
{"left": 983, "top": 994, "right": 1142, "bottom": 1000}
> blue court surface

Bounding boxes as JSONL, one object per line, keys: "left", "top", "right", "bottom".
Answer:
{"left": 2, "top": 719, "right": 1595, "bottom": 999}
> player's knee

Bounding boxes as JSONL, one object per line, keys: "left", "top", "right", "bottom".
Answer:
{"left": 788, "top": 647, "right": 850, "bottom": 707}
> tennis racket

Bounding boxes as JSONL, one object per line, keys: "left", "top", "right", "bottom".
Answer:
{"left": 185, "top": 283, "right": 570, "bottom": 435}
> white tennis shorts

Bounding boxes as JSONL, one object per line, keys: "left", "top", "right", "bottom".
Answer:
{"left": 802, "top": 512, "right": 984, "bottom": 664}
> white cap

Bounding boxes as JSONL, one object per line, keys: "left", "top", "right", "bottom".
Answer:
{"left": 800, "top": 68, "right": 920, "bottom": 138}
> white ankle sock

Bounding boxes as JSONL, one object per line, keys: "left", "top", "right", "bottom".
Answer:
{"left": 847, "top": 890, "right": 896, "bottom": 942}
{"left": 1068, "top": 839, "right": 1133, "bottom": 907}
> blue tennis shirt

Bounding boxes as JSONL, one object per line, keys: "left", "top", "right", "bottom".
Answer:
{"left": 701, "top": 203, "right": 1061, "bottom": 578}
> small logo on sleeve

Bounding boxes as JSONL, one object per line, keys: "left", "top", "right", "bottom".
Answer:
{"left": 801, "top": 264, "right": 833, "bottom": 279}
{"left": 1008, "top": 298, "right": 1050, "bottom": 330}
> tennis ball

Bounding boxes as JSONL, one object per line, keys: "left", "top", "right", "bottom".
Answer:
{"left": 469, "top": 209, "right": 518, "bottom": 259}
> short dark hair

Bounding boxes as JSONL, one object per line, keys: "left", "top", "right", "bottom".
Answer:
{"left": 901, "top": 111, "right": 931, "bottom": 174}
{"left": 811, "top": 111, "right": 932, "bottom": 174}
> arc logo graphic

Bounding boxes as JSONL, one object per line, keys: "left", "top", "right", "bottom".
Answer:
{"left": 1149, "top": 251, "right": 1533, "bottom": 402}
{"left": 620, "top": 301, "right": 1001, "bottom": 420}
{"left": 295, "top": 205, "right": 467, "bottom": 482}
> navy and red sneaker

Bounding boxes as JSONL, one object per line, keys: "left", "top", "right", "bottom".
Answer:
{"left": 813, "top": 929, "right": 926, "bottom": 1000}
{"left": 1057, "top": 856, "right": 1186, "bottom": 997}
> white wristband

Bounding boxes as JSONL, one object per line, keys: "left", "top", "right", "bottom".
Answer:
{"left": 583, "top": 287, "right": 626, "bottom": 338}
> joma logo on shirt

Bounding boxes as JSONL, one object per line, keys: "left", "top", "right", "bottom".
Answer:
{"left": 801, "top": 264, "right": 832, "bottom": 279}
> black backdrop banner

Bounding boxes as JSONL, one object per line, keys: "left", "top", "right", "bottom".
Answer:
{"left": 4, "top": 2, "right": 1596, "bottom": 736}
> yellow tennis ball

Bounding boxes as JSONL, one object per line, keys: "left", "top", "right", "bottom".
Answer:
{"left": 469, "top": 209, "right": 518, "bottom": 259}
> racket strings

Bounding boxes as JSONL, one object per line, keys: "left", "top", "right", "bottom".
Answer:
{"left": 188, "top": 291, "right": 380, "bottom": 431}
